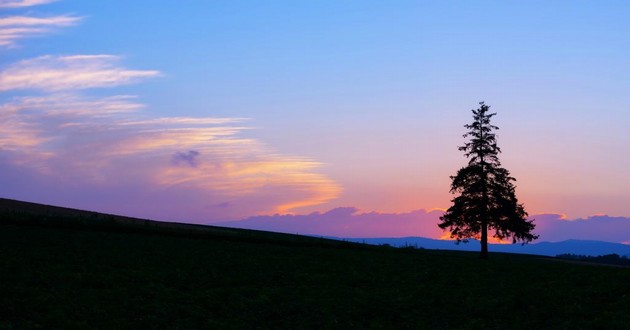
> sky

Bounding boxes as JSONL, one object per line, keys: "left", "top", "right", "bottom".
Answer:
{"left": 1, "top": 1, "right": 629, "bottom": 241}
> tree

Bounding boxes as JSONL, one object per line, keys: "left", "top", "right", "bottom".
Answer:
{"left": 438, "top": 102, "right": 537, "bottom": 258}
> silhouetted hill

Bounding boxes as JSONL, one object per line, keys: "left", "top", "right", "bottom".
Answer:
{"left": 2, "top": 198, "right": 630, "bottom": 328}
{"left": 0, "top": 197, "right": 358, "bottom": 248}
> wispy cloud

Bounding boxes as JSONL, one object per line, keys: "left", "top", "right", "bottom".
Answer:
{"left": 0, "top": 0, "right": 56, "bottom": 8}
{"left": 4, "top": 94, "right": 145, "bottom": 117}
{"left": 0, "top": 93, "right": 341, "bottom": 222}
{"left": 0, "top": 15, "right": 82, "bottom": 47}
{"left": 0, "top": 15, "right": 79, "bottom": 26}
{"left": 0, "top": 55, "right": 160, "bottom": 90}
{"left": 0, "top": 1, "right": 340, "bottom": 222}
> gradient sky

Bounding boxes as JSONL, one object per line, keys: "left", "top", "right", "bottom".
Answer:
{"left": 1, "top": 1, "right": 629, "bottom": 239}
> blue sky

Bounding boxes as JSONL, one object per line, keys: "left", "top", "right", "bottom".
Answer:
{"left": 1, "top": 0, "right": 630, "bottom": 227}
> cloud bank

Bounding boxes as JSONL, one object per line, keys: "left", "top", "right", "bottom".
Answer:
{"left": 533, "top": 214, "right": 630, "bottom": 244}
{"left": 218, "top": 207, "right": 446, "bottom": 238}
{"left": 0, "top": 71, "right": 340, "bottom": 222}
{"left": 219, "top": 209, "right": 630, "bottom": 244}
{"left": 0, "top": 2, "right": 341, "bottom": 222}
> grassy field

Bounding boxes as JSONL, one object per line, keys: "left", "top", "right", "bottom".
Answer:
{"left": 1, "top": 199, "right": 630, "bottom": 329}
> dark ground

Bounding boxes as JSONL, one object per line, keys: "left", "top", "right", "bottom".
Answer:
{"left": 1, "top": 198, "right": 630, "bottom": 329}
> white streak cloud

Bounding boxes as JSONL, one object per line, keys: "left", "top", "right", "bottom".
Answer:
{"left": 0, "top": 15, "right": 79, "bottom": 26}
{"left": 0, "top": 15, "right": 82, "bottom": 47}
{"left": 0, "top": 0, "right": 56, "bottom": 8}
{"left": 0, "top": 55, "right": 160, "bottom": 90}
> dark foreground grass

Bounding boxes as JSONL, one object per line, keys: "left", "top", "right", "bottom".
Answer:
{"left": 2, "top": 214, "right": 630, "bottom": 328}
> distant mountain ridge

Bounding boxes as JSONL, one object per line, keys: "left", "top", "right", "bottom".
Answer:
{"left": 339, "top": 236, "right": 630, "bottom": 257}
{"left": 218, "top": 206, "right": 630, "bottom": 244}
{"left": 3, "top": 197, "right": 629, "bottom": 257}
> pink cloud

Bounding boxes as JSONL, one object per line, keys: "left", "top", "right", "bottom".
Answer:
{"left": 217, "top": 207, "right": 445, "bottom": 238}
{"left": 218, "top": 210, "right": 630, "bottom": 244}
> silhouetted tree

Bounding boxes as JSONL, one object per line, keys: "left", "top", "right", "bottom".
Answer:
{"left": 438, "top": 102, "right": 537, "bottom": 258}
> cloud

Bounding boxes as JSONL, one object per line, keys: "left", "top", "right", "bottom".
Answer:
{"left": 0, "top": 2, "right": 339, "bottom": 223}
{"left": 0, "top": 0, "right": 56, "bottom": 8}
{"left": 219, "top": 209, "right": 630, "bottom": 244}
{"left": 0, "top": 93, "right": 341, "bottom": 222}
{"left": 0, "top": 15, "right": 80, "bottom": 27}
{"left": 172, "top": 150, "right": 200, "bottom": 167}
{"left": 0, "top": 15, "right": 82, "bottom": 47}
{"left": 2, "top": 94, "right": 145, "bottom": 117}
{"left": 0, "top": 55, "right": 160, "bottom": 90}
{"left": 533, "top": 214, "right": 630, "bottom": 243}
{"left": 217, "top": 207, "right": 446, "bottom": 238}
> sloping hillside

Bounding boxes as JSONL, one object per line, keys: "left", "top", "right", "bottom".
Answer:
{"left": 0, "top": 197, "right": 354, "bottom": 248}
{"left": 1, "top": 198, "right": 630, "bottom": 329}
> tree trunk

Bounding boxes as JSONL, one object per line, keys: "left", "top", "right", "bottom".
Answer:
{"left": 480, "top": 220, "right": 488, "bottom": 259}
{"left": 480, "top": 165, "right": 489, "bottom": 259}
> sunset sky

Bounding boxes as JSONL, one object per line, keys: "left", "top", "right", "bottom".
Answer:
{"left": 1, "top": 1, "right": 629, "bottom": 241}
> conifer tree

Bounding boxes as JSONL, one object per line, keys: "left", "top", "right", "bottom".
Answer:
{"left": 438, "top": 102, "right": 537, "bottom": 258}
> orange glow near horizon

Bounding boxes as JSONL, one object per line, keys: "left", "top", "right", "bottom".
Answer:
{"left": 438, "top": 230, "right": 512, "bottom": 244}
